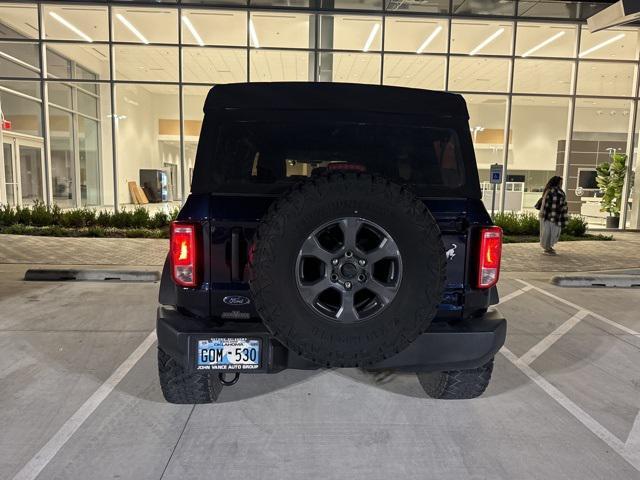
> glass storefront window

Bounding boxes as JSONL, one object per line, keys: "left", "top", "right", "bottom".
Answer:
{"left": 453, "top": 0, "right": 515, "bottom": 16}
{"left": 451, "top": 20, "right": 513, "bottom": 56}
{"left": 448, "top": 57, "right": 510, "bottom": 92}
{"left": 181, "top": 10, "right": 246, "bottom": 46}
{"left": 114, "top": 84, "right": 180, "bottom": 206}
{"left": 49, "top": 107, "right": 76, "bottom": 208}
{"left": 579, "top": 27, "right": 639, "bottom": 61}
{"left": 576, "top": 61, "right": 636, "bottom": 97}
{"left": 113, "top": 7, "right": 178, "bottom": 44}
{"left": 462, "top": 94, "right": 508, "bottom": 211}
{"left": 47, "top": 82, "right": 73, "bottom": 109}
{"left": 385, "top": 0, "right": 449, "bottom": 15}
{"left": 250, "top": 12, "right": 314, "bottom": 49}
{"left": 250, "top": 50, "right": 314, "bottom": 82}
{"left": 183, "top": 47, "right": 247, "bottom": 84}
{"left": 320, "top": 15, "right": 382, "bottom": 52}
{"left": 509, "top": 96, "right": 570, "bottom": 209}
{"left": 513, "top": 59, "right": 573, "bottom": 95}
{"left": 46, "top": 44, "right": 110, "bottom": 80}
{"left": 0, "top": 87, "right": 43, "bottom": 137}
{"left": 518, "top": 1, "right": 606, "bottom": 20}
{"left": 515, "top": 23, "right": 577, "bottom": 58}
{"left": 113, "top": 45, "right": 179, "bottom": 82}
{"left": 0, "top": 79, "right": 40, "bottom": 98}
{"left": 0, "top": 3, "right": 39, "bottom": 39}
{"left": 384, "top": 17, "right": 447, "bottom": 54}
{"left": 78, "top": 116, "right": 101, "bottom": 206}
{"left": 318, "top": 52, "right": 381, "bottom": 84}
{"left": 43, "top": 5, "right": 108, "bottom": 42}
{"left": 0, "top": 42, "right": 40, "bottom": 78}
{"left": 383, "top": 54, "right": 445, "bottom": 90}
{"left": 570, "top": 98, "right": 632, "bottom": 218}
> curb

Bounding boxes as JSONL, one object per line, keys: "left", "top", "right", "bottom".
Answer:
{"left": 24, "top": 269, "right": 161, "bottom": 282}
{"left": 551, "top": 275, "right": 640, "bottom": 288}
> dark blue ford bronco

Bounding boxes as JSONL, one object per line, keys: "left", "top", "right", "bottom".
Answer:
{"left": 156, "top": 82, "right": 506, "bottom": 403}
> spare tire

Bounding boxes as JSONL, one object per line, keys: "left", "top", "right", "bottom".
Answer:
{"left": 249, "top": 173, "right": 445, "bottom": 367}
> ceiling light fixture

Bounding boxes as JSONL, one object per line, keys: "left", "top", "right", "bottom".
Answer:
{"left": 416, "top": 25, "right": 443, "bottom": 54}
{"left": 249, "top": 19, "right": 260, "bottom": 48}
{"left": 469, "top": 28, "right": 504, "bottom": 56}
{"left": 579, "top": 33, "right": 625, "bottom": 57}
{"left": 49, "top": 11, "right": 93, "bottom": 43}
{"left": 363, "top": 23, "right": 380, "bottom": 52}
{"left": 116, "top": 13, "right": 149, "bottom": 44}
{"left": 182, "top": 16, "right": 204, "bottom": 46}
{"left": 521, "top": 31, "right": 565, "bottom": 57}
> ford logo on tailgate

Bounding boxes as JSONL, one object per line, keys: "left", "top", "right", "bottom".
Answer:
{"left": 223, "top": 295, "right": 251, "bottom": 306}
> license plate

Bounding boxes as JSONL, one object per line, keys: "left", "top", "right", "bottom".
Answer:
{"left": 196, "top": 338, "right": 260, "bottom": 371}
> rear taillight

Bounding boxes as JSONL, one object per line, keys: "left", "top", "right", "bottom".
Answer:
{"left": 170, "top": 222, "right": 200, "bottom": 287}
{"left": 477, "top": 226, "right": 502, "bottom": 289}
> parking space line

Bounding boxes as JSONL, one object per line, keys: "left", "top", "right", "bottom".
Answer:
{"left": 514, "top": 279, "right": 640, "bottom": 337}
{"left": 12, "top": 331, "right": 157, "bottom": 480}
{"left": 519, "top": 310, "right": 589, "bottom": 366}
{"left": 500, "top": 346, "right": 640, "bottom": 472}
{"left": 498, "top": 284, "right": 533, "bottom": 305}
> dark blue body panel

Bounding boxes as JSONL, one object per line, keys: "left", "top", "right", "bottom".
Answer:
{"left": 161, "top": 194, "right": 495, "bottom": 322}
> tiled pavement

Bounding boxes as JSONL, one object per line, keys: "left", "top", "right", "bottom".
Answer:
{"left": 0, "top": 232, "right": 639, "bottom": 272}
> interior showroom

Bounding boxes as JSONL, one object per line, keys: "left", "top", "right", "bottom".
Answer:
{"left": 1, "top": 0, "right": 640, "bottom": 229}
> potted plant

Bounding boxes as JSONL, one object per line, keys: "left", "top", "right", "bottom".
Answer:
{"left": 596, "top": 151, "right": 627, "bottom": 229}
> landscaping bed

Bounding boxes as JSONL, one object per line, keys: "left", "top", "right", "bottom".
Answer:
{"left": 494, "top": 212, "right": 613, "bottom": 243}
{"left": 0, "top": 203, "right": 613, "bottom": 243}
{"left": 0, "top": 201, "right": 176, "bottom": 238}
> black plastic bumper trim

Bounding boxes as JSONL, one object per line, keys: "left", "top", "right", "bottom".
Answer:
{"left": 156, "top": 307, "right": 506, "bottom": 373}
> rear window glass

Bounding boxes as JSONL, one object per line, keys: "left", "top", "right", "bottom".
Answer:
{"left": 211, "top": 121, "right": 465, "bottom": 195}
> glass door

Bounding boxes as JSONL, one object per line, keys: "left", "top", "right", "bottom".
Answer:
{"left": 18, "top": 140, "right": 45, "bottom": 205}
{"left": 3, "top": 134, "right": 46, "bottom": 206}
{"left": 2, "top": 141, "right": 18, "bottom": 206}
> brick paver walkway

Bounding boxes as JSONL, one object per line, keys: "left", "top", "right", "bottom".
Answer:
{"left": 1, "top": 232, "right": 639, "bottom": 272}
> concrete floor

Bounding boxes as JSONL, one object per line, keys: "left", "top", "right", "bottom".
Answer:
{"left": 1, "top": 264, "right": 640, "bottom": 480}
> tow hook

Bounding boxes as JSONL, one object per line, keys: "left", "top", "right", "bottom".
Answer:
{"left": 218, "top": 372, "right": 240, "bottom": 386}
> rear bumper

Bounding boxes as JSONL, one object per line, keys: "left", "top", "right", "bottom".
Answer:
{"left": 156, "top": 307, "right": 506, "bottom": 373}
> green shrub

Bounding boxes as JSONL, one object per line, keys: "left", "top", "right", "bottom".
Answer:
{"left": 131, "top": 207, "right": 150, "bottom": 228}
{"left": 14, "top": 205, "right": 31, "bottom": 225}
{"left": 564, "top": 215, "right": 588, "bottom": 237}
{"left": 148, "top": 211, "right": 169, "bottom": 229}
{"left": 29, "top": 200, "right": 55, "bottom": 226}
{"left": 0, "top": 204, "right": 16, "bottom": 226}
{"left": 110, "top": 210, "right": 134, "bottom": 229}
{"left": 96, "top": 210, "right": 113, "bottom": 227}
{"left": 59, "top": 209, "right": 86, "bottom": 228}
{"left": 493, "top": 212, "right": 539, "bottom": 236}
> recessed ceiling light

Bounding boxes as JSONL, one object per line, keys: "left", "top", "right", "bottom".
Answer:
{"left": 363, "top": 23, "right": 380, "bottom": 52}
{"left": 116, "top": 13, "right": 149, "bottom": 44}
{"left": 249, "top": 19, "right": 260, "bottom": 48}
{"left": 469, "top": 28, "right": 504, "bottom": 56}
{"left": 521, "top": 31, "right": 565, "bottom": 57}
{"left": 579, "top": 33, "right": 625, "bottom": 58}
{"left": 49, "top": 11, "right": 93, "bottom": 43}
{"left": 182, "top": 16, "right": 204, "bottom": 47}
{"left": 416, "top": 25, "right": 442, "bottom": 54}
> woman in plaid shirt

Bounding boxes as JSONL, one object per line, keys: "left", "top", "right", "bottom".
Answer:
{"left": 537, "top": 176, "right": 568, "bottom": 255}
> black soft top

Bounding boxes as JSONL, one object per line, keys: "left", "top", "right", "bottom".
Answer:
{"left": 203, "top": 82, "right": 469, "bottom": 119}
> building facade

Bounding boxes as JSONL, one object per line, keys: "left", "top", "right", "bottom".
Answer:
{"left": 1, "top": 0, "right": 639, "bottom": 228}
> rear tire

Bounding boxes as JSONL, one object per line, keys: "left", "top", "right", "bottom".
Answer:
{"left": 417, "top": 358, "right": 494, "bottom": 399}
{"left": 158, "top": 349, "right": 222, "bottom": 404}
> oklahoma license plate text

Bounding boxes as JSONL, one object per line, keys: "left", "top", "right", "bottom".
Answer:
{"left": 196, "top": 338, "right": 260, "bottom": 371}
